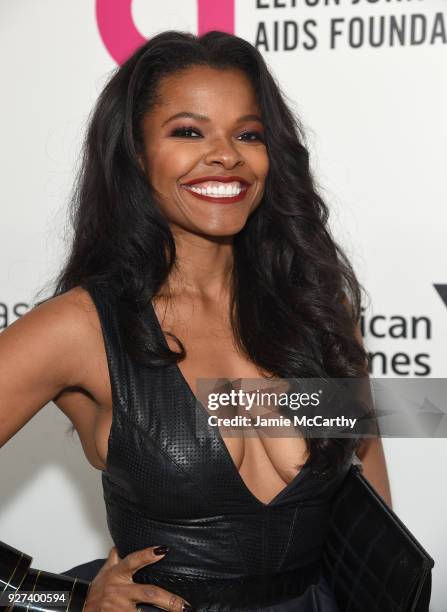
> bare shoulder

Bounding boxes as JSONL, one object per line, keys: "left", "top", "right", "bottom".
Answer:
{"left": 38, "top": 286, "right": 104, "bottom": 386}
{"left": 0, "top": 285, "right": 105, "bottom": 449}
{"left": 1, "top": 285, "right": 101, "bottom": 390}
{"left": 34, "top": 285, "right": 99, "bottom": 333}
{"left": 33, "top": 285, "right": 98, "bottom": 325}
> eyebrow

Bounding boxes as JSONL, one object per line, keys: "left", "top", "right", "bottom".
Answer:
{"left": 162, "top": 111, "right": 263, "bottom": 127}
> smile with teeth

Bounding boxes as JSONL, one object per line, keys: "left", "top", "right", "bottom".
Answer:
{"left": 182, "top": 181, "right": 246, "bottom": 198}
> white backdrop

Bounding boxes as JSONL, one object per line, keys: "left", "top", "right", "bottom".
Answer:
{"left": 1, "top": 1, "right": 446, "bottom": 610}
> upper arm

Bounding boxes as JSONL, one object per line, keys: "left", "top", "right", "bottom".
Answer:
{"left": 0, "top": 288, "right": 92, "bottom": 448}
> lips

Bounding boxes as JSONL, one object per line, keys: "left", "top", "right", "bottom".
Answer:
{"left": 179, "top": 175, "right": 251, "bottom": 204}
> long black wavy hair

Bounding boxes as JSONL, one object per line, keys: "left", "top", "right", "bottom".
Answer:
{"left": 35, "top": 30, "right": 369, "bottom": 475}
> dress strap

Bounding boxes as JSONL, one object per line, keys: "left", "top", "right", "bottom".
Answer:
{"left": 81, "top": 280, "right": 128, "bottom": 414}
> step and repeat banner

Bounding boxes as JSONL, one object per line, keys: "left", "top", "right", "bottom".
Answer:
{"left": 1, "top": 1, "right": 446, "bottom": 609}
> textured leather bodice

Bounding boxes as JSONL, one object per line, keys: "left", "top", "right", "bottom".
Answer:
{"left": 86, "top": 283, "right": 353, "bottom": 610}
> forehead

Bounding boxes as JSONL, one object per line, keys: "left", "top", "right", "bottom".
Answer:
{"left": 151, "top": 66, "right": 260, "bottom": 115}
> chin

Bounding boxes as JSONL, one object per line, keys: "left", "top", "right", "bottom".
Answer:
{"left": 197, "top": 220, "right": 249, "bottom": 237}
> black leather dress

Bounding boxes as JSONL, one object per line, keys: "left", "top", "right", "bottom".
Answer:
{"left": 63, "top": 283, "right": 354, "bottom": 611}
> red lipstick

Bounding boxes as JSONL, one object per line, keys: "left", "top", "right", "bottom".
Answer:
{"left": 179, "top": 175, "right": 251, "bottom": 204}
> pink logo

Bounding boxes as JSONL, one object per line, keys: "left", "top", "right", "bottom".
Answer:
{"left": 96, "top": 0, "right": 235, "bottom": 65}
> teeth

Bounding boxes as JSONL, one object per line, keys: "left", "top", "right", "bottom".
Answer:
{"left": 186, "top": 181, "right": 244, "bottom": 197}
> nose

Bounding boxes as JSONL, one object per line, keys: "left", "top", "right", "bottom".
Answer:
{"left": 203, "top": 136, "right": 244, "bottom": 168}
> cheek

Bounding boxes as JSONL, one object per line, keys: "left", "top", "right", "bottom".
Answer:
{"left": 149, "top": 146, "right": 199, "bottom": 188}
{"left": 146, "top": 158, "right": 174, "bottom": 191}
{"left": 262, "top": 155, "right": 270, "bottom": 179}
{"left": 250, "top": 149, "right": 269, "bottom": 181}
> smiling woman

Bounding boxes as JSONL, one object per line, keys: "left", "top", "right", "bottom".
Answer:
{"left": 0, "top": 29, "right": 390, "bottom": 612}
{"left": 135, "top": 65, "right": 269, "bottom": 232}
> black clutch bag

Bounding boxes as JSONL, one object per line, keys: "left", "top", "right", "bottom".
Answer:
{"left": 322, "top": 464, "right": 435, "bottom": 612}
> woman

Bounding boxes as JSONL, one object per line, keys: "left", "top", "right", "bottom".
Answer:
{"left": 0, "top": 30, "right": 391, "bottom": 611}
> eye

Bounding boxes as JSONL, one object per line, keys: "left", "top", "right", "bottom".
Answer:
{"left": 170, "top": 126, "right": 202, "bottom": 138}
{"left": 238, "top": 131, "right": 265, "bottom": 143}
{"left": 169, "top": 126, "right": 265, "bottom": 142}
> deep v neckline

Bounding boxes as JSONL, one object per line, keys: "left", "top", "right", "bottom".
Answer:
{"left": 148, "top": 298, "right": 311, "bottom": 508}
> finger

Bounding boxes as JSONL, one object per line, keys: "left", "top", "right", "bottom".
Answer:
{"left": 94, "top": 546, "right": 120, "bottom": 579}
{"left": 103, "top": 545, "right": 120, "bottom": 568}
{"left": 118, "top": 545, "right": 170, "bottom": 578}
{"left": 133, "top": 583, "right": 192, "bottom": 611}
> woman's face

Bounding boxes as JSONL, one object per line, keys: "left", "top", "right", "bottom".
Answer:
{"left": 138, "top": 65, "right": 269, "bottom": 237}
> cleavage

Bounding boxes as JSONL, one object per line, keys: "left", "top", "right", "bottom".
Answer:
{"left": 151, "top": 298, "right": 308, "bottom": 504}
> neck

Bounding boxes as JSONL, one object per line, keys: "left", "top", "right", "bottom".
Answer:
{"left": 159, "top": 229, "right": 234, "bottom": 303}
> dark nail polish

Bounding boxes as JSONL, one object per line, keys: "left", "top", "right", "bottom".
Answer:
{"left": 153, "top": 545, "right": 170, "bottom": 555}
{"left": 182, "top": 604, "right": 194, "bottom": 611}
